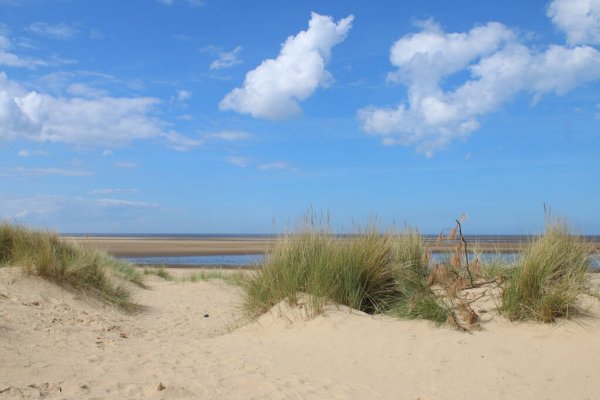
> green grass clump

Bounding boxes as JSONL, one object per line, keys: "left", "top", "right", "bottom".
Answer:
{"left": 143, "top": 266, "right": 174, "bottom": 281}
{"left": 242, "top": 221, "right": 447, "bottom": 323}
{"left": 0, "top": 222, "right": 141, "bottom": 308}
{"left": 143, "top": 266, "right": 244, "bottom": 285}
{"left": 389, "top": 230, "right": 449, "bottom": 324}
{"left": 183, "top": 269, "right": 244, "bottom": 285}
{"left": 501, "top": 220, "right": 592, "bottom": 322}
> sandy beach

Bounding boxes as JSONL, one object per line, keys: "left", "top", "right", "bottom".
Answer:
{"left": 2, "top": 267, "right": 599, "bottom": 400}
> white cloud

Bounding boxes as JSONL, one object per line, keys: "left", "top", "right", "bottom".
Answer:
{"left": 0, "top": 195, "right": 65, "bottom": 222}
{"left": 90, "top": 29, "right": 105, "bottom": 40}
{"left": 219, "top": 12, "right": 354, "bottom": 120}
{"left": 0, "top": 195, "right": 160, "bottom": 229}
{"left": 37, "top": 70, "right": 142, "bottom": 94}
{"left": 547, "top": 0, "right": 600, "bottom": 45}
{"left": 28, "top": 22, "right": 78, "bottom": 40}
{"left": 176, "top": 89, "right": 191, "bottom": 101}
{"left": 67, "top": 83, "right": 107, "bottom": 98}
{"left": 0, "top": 72, "right": 198, "bottom": 149}
{"left": 113, "top": 162, "right": 138, "bottom": 169}
{"left": 17, "top": 149, "right": 47, "bottom": 157}
{"left": 206, "top": 130, "right": 251, "bottom": 141}
{"left": 177, "top": 114, "right": 193, "bottom": 121}
{"left": 358, "top": 18, "right": 600, "bottom": 156}
{"left": 386, "top": 20, "right": 515, "bottom": 87}
{"left": 226, "top": 156, "right": 249, "bottom": 167}
{"left": 157, "top": 0, "right": 203, "bottom": 7}
{"left": 257, "top": 161, "right": 295, "bottom": 171}
{"left": 210, "top": 46, "right": 242, "bottom": 70}
{"left": 0, "top": 166, "right": 91, "bottom": 177}
{"left": 169, "top": 89, "right": 192, "bottom": 109}
{"left": 0, "top": 32, "right": 54, "bottom": 68}
{"left": 163, "top": 130, "right": 202, "bottom": 151}
{"left": 88, "top": 188, "right": 139, "bottom": 195}
{"left": 97, "top": 198, "right": 158, "bottom": 208}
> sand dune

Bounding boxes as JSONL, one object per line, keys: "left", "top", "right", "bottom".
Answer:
{"left": 1, "top": 268, "right": 599, "bottom": 399}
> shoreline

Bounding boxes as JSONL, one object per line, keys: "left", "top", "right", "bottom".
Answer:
{"left": 61, "top": 236, "right": 600, "bottom": 257}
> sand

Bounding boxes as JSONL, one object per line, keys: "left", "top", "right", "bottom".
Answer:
{"left": 1, "top": 267, "right": 600, "bottom": 400}
{"left": 61, "top": 237, "right": 276, "bottom": 257}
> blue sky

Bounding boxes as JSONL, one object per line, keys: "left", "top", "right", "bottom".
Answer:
{"left": 1, "top": 0, "right": 599, "bottom": 234}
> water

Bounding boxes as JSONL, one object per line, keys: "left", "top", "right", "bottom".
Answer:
{"left": 121, "top": 252, "right": 600, "bottom": 270}
{"left": 121, "top": 254, "right": 265, "bottom": 267}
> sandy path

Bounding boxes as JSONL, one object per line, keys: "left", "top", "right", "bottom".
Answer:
{"left": 1, "top": 268, "right": 599, "bottom": 399}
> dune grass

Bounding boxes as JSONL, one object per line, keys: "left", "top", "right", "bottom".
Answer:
{"left": 142, "top": 265, "right": 244, "bottom": 285}
{"left": 501, "top": 220, "right": 592, "bottom": 322}
{"left": 388, "top": 230, "right": 449, "bottom": 323}
{"left": 183, "top": 269, "right": 245, "bottom": 285}
{"left": 0, "top": 222, "right": 141, "bottom": 308}
{"left": 242, "top": 221, "right": 447, "bottom": 323}
{"left": 143, "top": 266, "right": 175, "bottom": 281}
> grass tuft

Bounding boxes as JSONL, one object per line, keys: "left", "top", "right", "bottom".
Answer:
{"left": 501, "top": 219, "right": 592, "bottom": 322}
{"left": 143, "top": 266, "right": 174, "bottom": 281}
{"left": 0, "top": 222, "right": 141, "bottom": 309}
{"left": 182, "top": 269, "right": 244, "bottom": 285}
{"left": 242, "top": 219, "right": 447, "bottom": 323}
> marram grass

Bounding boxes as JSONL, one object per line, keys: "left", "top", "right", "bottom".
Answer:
{"left": 242, "top": 222, "right": 447, "bottom": 323}
{"left": 501, "top": 220, "right": 592, "bottom": 322}
{"left": 0, "top": 222, "right": 142, "bottom": 309}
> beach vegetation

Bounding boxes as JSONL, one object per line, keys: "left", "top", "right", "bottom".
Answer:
{"left": 183, "top": 269, "right": 244, "bottom": 285}
{"left": 143, "top": 266, "right": 174, "bottom": 281}
{"left": 501, "top": 219, "right": 592, "bottom": 322}
{"left": 0, "top": 222, "right": 141, "bottom": 309}
{"left": 242, "top": 216, "right": 448, "bottom": 323}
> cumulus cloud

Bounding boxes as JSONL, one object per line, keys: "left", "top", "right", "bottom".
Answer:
{"left": 547, "top": 0, "right": 600, "bottom": 45}
{"left": 358, "top": 16, "right": 600, "bottom": 156}
{"left": 0, "top": 73, "right": 161, "bottom": 145}
{"left": 219, "top": 12, "right": 354, "bottom": 120}
{"left": 28, "top": 22, "right": 78, "bottom": 40}
{"left": 0, "top": 72, "right": 199, "bottom": 149}
{"left": 210, "top": 46, "right": 242, "bottom": 70}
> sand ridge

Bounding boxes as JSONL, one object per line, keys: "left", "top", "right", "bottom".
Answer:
{"left": 1, "top": 268, "right": 600, "bottom": 399}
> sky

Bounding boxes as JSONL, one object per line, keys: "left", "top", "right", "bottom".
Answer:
{"left": 0, "top": 0, "right": 599, "bottom": 234}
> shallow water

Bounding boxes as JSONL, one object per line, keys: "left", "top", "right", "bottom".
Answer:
{"left": 121, "top": 252, "right": 600, "bottom": 270}
{"left": 121, "top": 254, "right": 264, "bottom": 267}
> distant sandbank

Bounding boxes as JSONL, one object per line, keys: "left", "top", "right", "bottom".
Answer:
{"left": 59, "top": 235, "right": 598, "bottom": 257}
